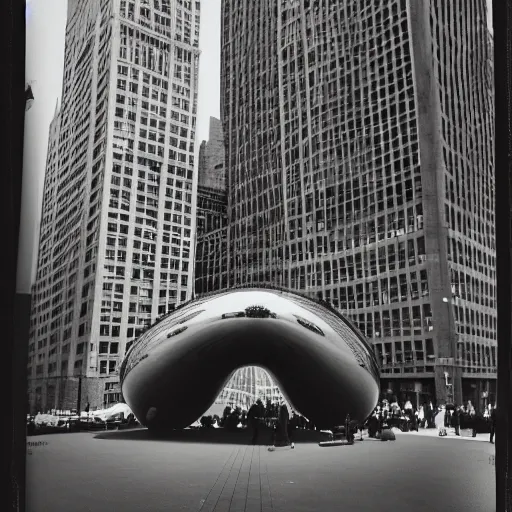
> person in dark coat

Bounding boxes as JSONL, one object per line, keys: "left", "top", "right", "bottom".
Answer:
{"left": 247, "top": 399, "right": 265, "bottom": 445}
{"left": 279, "top": 403, "right": 290, "bottom": 444}
{"left": 444, "top": 408, "right": 451, "bottom": 428}
{"left": 272, "top": 402, "right": 291, "bottom": 448}
{"left": 426, "top": 402, "right": 434, "bottom": 428}
{"left": 409, "top": 409, "right": 419, "bottom": 432}
{"left": 452, "top": 407, "right": 461, "bottom": 436}
{"left": 368, "top": 413, "right": 379, "bottom": 438}
{"left": 490, "top": 406, "right": 496, "bottom": 444}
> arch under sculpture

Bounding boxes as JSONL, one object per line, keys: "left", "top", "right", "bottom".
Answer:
{"left": 120, "top": 288, "right": 380, "bottom": 430}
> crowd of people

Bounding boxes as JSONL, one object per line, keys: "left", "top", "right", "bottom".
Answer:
{"left": 365, "top": 398, "right": 497, "bottom": 443}
{"left": 202, "top": 396, "right": 497, "bottom": 447}
{"left": 201, "top": 398, "right": 311, "bottom": 449}
{"left": 247, "top": 399, "right": 306, "bottom": 449}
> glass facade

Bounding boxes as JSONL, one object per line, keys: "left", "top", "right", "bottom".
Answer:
{"left": 211, "top": 0, "right": 496, "bottom": 406}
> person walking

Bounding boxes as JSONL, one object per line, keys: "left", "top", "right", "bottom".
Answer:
{"left": 490, "top": 405, "right": 496, "bottom": 444}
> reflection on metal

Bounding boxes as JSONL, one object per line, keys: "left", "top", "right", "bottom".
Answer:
{"left": 294, "top": 315, "right": 325, "bottom": 337}
{"left": 214, "top": 366, "right": 284, "bottom": 411}
{"left": 245, "top": 305, "right": 276, "bottom": 318}
{"left": 222, "top": 312, "right": 246, "bottom": 319}
{"left": 167, "top": 326, "right": 188, "bottom": 338}
{"left": 120, "top": 288, "right": 380, "bottom": 430}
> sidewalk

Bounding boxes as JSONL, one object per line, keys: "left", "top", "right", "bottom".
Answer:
{"left": 396, "top": 427, "right": 492, "bottom": 443}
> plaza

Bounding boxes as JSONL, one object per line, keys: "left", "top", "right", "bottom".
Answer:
{"left": 26, "top": 429, "right": 495, "bottom": 512}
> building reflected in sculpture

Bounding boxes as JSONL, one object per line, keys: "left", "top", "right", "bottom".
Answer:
{"left": 214, "top": 366, "right": 284, "bottom": 411}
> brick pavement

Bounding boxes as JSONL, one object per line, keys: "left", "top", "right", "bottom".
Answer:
{"left": 397, "top": 427, "right": 492, "bottom": 442}
{"left": 199, "top": 446, "right": 272, "bottom": 512}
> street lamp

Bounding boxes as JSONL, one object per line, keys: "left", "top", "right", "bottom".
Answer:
{"left": 442, "top": 296, "right": 459, "bottom": 404}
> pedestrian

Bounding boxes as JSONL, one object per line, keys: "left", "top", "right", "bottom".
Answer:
{"left": 444, "top": 408, "right": 452, "bottom": 428}
{"left": 410, "top": 409, "right": 419, "bottom": 432}
{"left": 247, "top": 399, "right": 264, "bottom": 445}
{"left": 424, "top": 402, "right": 431, "bottom": 428}
{"left": 467, "top": 402, "right": 477, "bottom": 437}
{"left": 490, "top": 405, "right": 496, "bottom": 444}
{"left": 417, "top": 405, "right": 425, "bottom": 428}
{"left": 368, "top": 412, "right": 378, "bottom": 438}
{"left": 271, "top": 401, "right": 290, "bottom": 449}
{"left": 453, "top": 407, "right": 461, "bottom": 436}
{"left": 435, "top": 405, "right": 446, "bottom": 436}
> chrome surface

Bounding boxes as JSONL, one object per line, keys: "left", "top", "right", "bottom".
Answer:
{"left": 121, "top": 288, "right": 380, "bottom": 430}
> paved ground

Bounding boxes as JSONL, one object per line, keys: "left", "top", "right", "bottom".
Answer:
{"left": 26, "top": 429, "right": 496, "bottom": 512}
{"left": 401, "top": 426, "right": 492, "bottom": 442}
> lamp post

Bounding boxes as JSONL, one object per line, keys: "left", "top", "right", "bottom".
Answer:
{"left": 442, "top": 297, "right": 460, "bottom": 405}
{"left": 76, "top": 373, "right": 82, "bottom": 417}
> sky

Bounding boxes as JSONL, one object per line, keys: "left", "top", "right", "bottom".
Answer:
{"left": 18, "top": 0, "right": 493, "bottom": 293}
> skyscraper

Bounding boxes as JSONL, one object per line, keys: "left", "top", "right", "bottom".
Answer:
{"left": 218, "top": 0, "right": 495, "bottom": 408}
{"left": 28, "top": 0, "right": 201, "bottom": 413}
{"left": 194, "top": 117, "right": 228, "bottom": 295}
{"left": 198, "top": 116, "right": 226, "bottom": 192}
{"left": 196, "top": 117, "right": 227, "bottom": 237}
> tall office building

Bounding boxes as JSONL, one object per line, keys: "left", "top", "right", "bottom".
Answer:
{"left": 196, "top": 117, "right": 227, "bottom": 237}
{"left": 220, "top": 0, "right": 495, "bottom": 408}
{"left": 198, "top": 116, "right": 226, "bottom": 191}
{"left": 194, "top": 117, "right": 228, "bottom": 295}
{"left": 28, "top": 0, "right": 201, "bottom": 413}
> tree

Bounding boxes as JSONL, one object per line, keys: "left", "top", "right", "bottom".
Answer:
{"left": 244, "top": 305, "right": 275, "bottom": 318}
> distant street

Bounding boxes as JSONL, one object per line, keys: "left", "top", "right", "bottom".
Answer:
{"left": 26, "top": 429, "right": 495, "bottom": 512}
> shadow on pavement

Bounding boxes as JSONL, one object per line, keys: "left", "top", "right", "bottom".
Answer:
{"left": 94, "top": 426, "right": 329, "bottom": 445}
